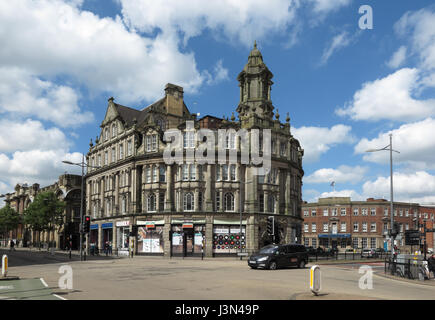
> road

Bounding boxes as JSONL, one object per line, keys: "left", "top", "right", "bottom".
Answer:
{"left": 2, "top": 249, "right": 435, "bottom": 300}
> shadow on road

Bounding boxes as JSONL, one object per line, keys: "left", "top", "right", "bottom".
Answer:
{"left": 0, "top": 249, "right": 118, "bottom": 267}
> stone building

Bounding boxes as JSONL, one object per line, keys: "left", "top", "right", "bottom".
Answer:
{"left": 302, "top": 197, "right": 435, "bottom": 253}
{"left": 85, "top": 43, "right": 304, "bottom": 257}
{"left": 2, "top": 174, "right": 83, "bottom": 249}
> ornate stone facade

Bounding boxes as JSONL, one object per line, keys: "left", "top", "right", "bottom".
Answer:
{"left": 85, "top": 44, "right": 304, "bottom": 257}
{"left": 2, "top": 174, "right": 82, "bottom": 249}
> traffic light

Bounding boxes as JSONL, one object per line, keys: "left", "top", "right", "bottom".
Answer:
{"left": 83, "top": 216, "right": 91, "bottom": 233}
{"left": 267, "top": 216, "right": 274, "bottom": 236}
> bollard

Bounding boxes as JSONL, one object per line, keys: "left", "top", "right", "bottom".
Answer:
{"left": 310, "top": 265, "right": 321, "bottom": 296}
{"left": 2, "top": 255, "right": 7, "bottom": 277}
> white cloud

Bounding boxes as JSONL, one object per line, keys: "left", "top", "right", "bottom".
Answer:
{"left": 318, "top": 189, "right": 364, "bottom": 201}
{"left": 336, "top": 68, "right": 435, "bottom": 122}
{"left": 305, "top": 165, "right": 368, "bottom": 184}
{"left": 119, "top": 0, "right": 300, "bottom": 48}
{"left": 355, "top": 118, "right": 435, "bottom": 169}
{"left": 0, "top": 67, "right": 94, "bottom": 128}
{"left": 204, "top": 60, "right": 230, "bottom": 85}
{"left": 0, "top": 150, "right": 82, "bottom": 191}
{"left": 320, "top": 31, "right": 354, "bottom": 65}
{"left": 395, "top": 8, "right": 435, "bottom": 72}
{"left": 362, "top": 171, "right": 435, "bottom": 204}
{"left": 0, "top": 0, "right": 205, "bottom": 104}
{"left": 308, "top": 0, "right": 351, "bottom": 14}
{"left": 387, "top": 46, "right": 407, "bottom": 69}
{"left": 0, "top": 119, "right": 70, "bottom": 153}
{"left": 292, "top": 124, "right": 355, "bottom": 162}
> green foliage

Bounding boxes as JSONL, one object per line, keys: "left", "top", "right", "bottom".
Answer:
{"left": 24, "top": 191, "right": 66, "bottom": 232}
{"left": 0, "top": 204, "right": 21, "bottom": 233}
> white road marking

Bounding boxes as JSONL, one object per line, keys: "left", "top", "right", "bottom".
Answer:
{"left": 53, "top": 294, "right": 67, "bottom": 300}
{"left": 40, "top": 278, "right": 48, "bottom": 287}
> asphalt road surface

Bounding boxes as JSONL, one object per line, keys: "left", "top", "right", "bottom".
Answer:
{"left": 2, "top": 249, "right": 435, "bottom": 300}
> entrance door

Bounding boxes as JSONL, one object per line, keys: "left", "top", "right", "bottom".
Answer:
{"left": 184, "top": 229, "right": 194, "bottom": 257}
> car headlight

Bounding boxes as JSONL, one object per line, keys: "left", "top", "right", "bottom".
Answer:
{"left": 257, "top": 256, "right": 269, "bottom": 262}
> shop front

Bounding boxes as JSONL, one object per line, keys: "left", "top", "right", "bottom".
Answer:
{"left": 318, "top": 233, "right": 351, "bottom": 250}
{"left": 116, "top": 220, "right": 130, "bottom": 256}
{"left": 171, "top": 220, "right": 205, "bottom": 257}
{"left": 136, "top": 220, "right": 165, "bottom": 255}
{"left": 212, "top": 225, "right": 246, "bottom": 256}
{"left": 102, "top": 223, "right": 113, "bottom": 253}
{"left": 89, "top": 224, "right": 99, "bottom": 253}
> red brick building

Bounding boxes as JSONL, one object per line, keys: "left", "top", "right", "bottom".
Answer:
{"left": 302, "top": 197, "right": 435, "bottom": 253}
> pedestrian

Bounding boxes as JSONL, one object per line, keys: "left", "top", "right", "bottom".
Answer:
{"left": 9, "top": 239, "right": 15, "bottom": 252}
{"left": 428, "top": 254, "right": 435, "bottom": 279}
{"left": 129, "top": 239, "right": 134, "bottom": 258}
{"left": 105, "top": 241, "right": 109, "bottom": 256}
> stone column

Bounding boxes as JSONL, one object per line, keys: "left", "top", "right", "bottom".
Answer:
{"left": 245, "top": 166, "right": 258, "bottom": 213}
{"left": 156, "top": 191, "right": 160, "bottom": 212}
{"left": 163, "top": 215, "right": 171, "bottom": 258}
{"left": 112, "top": 223, "right": 117, "bottom": 254}
{"left": 131, "top": 167, "right": 137, "bottom": 213}
{"left": 194, "top": 189, "right": 199, "bottom": 212}
{"left": 165, "top": 165, "right": 173, "bottom": 212}
{"left": 98, "top": 224, "right": 103, "bottom": 251}
{"left": 247, "top": 215, "right": 258, "bottom": 253}
{"left": 205, "top": 164, "right": 213, "bottom": 212}
{"left": 115, "top": 173, "right": 119, "bottom": 213}
{"left": 205, "top": 214, "right": 213, "bottom": 257}
{"left": 285, "top": 171, "right": 291, "bottom": 215}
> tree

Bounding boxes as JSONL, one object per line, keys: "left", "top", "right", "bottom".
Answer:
{"left": 0, "top": 205, "right": 21, "bottom": 240}
{"left": 24, "top": 191, "right": 65, "bottom": 248}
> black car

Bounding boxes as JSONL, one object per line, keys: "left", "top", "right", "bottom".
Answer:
{"left": 248, "top": 244, "right": 308, "bottom": 270}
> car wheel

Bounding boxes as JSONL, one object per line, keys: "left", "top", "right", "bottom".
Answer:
{"left": 269, "top": 261, "right": 277, "bottom": 270}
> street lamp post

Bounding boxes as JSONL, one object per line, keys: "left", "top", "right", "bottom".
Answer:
{"left": 366, "top": 134, "right": 400, "bottom": 260}
{"left": 62, "top": 154, "right": 99, "bottom": 261}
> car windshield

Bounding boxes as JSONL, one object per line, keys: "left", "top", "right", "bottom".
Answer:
{"left": 259, "top": 246, "right": 278, "bottom": 254}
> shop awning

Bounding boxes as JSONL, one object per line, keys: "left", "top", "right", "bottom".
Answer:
{"left": 318, "top": 233, "right": 351, "bottom": 239}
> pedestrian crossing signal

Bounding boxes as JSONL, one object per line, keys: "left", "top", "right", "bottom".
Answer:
{"left": 84, "top": 216, "right": 91, "bottom": 233}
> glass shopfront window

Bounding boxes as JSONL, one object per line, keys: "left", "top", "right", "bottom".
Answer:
{"left": 117, "top": 227, "right": 130, "bottom": 251}
{"left": 171, "top": 225, "right": 205, "bottom": 257}
{"left": 137, "top": 226, "right": 164, "bottom": 254}
{"left": 212, "top": 225, "right": 246, "bottom": 255}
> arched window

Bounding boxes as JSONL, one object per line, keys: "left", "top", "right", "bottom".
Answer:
{"left": 183, "top": 192, "right": 194, "bottom": 211}
{"left": 147, "top": 193, "right": 156, "bottom": 212}
{"left": 268, "top": 195, "right": 275, "bottom": 213}
{"left": 224, "top": 192, "right": 234, "bottom": 212}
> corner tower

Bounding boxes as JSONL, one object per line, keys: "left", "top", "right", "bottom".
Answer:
{"left": 236, "top": 41, "right": 275, "bottom": 124}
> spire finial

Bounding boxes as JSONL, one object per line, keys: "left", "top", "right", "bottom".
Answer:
{"left": 254, "top": 40, "right": 257, "bottom": 49}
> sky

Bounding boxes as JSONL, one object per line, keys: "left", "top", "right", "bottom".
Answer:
{"left": 1, "top": 0, "right": 435, "bottom": 207}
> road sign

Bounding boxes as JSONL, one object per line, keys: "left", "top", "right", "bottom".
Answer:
{"left": 405, "top": 230, "right": 420, "bottom": 246}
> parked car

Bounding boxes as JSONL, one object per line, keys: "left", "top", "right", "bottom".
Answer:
{"left": 248, "top": 244, "right": 308, "bottom": 270}
{"left": 361, "top": 248, "right": 377, "bottom": 258}
{"left": 305, "top": 246, "right": 317, "bottom": 255}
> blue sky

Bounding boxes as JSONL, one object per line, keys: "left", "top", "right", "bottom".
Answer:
{"left": 1, "top": 0, "right": 435, "bottom": 206}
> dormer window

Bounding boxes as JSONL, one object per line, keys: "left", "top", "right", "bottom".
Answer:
{"left": 146, "top": 135, "right": 157, "bottom": 152}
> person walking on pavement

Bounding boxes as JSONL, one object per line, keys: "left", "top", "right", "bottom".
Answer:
{"left": 9, "top": 239, "right": 15, "bottom": 251}
{"left": 129, "top": 239, "right": 134, "bottom": 258}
